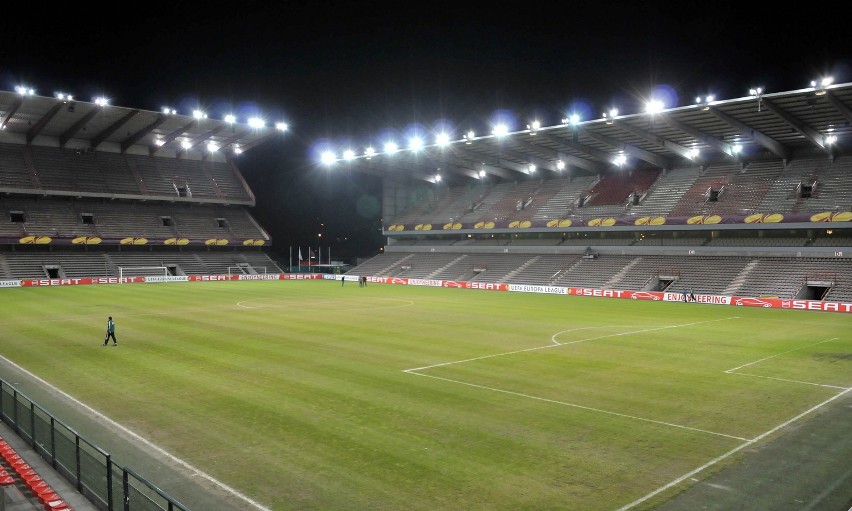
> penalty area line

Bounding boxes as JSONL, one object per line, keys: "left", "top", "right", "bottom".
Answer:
{"left": 615, "top": 385, "right": 852, "bottom": 511}
{"left": 0, "top": 354, "right": 272, "bottom": 511}
{"left": 406, "top": 370, "right": 747, "bottom": 441}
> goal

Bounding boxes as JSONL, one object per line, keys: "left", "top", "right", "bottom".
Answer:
{"left": 227, "top": 265, "right": 267, "bottom": 276}
{"left": 118, "top": 266, "right": 169, "bottom": 279}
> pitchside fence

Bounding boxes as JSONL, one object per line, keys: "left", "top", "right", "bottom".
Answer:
{"left": 0, "top": 378, "right": 188, "bottom": 511}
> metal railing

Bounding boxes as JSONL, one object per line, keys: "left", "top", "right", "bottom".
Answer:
{"left": 0, "top": 379, "right": 189, "bottom": 511}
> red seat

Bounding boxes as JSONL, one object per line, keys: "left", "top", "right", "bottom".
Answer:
{"left": 0, "top": 475, "right": 15, "bottom": 486}
{"left": 44, "top": 499, "right": 70, "bottom": 511}
{"left": 30, "top": 480, "right": 51, "bottom": 496}
{"left": 38, "top": 492, "right": 60, "bottom": 504}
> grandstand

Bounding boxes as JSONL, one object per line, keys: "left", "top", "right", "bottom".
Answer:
{"left": 0, "top": 91, "right": 285, "bottom": 279}
{"left": 343, "top": 82, "right": 852, "bottom": 301}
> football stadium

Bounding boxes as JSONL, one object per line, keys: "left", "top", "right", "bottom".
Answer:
{"left": 0, "top": 77, "right": 850, "bottom": 511}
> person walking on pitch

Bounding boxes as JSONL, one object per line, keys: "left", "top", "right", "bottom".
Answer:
{"left": 103, "top": 316, "right": 117, "bottom": 346}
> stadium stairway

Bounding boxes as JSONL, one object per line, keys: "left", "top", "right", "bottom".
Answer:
{"left": 0, "top": 421, "right": 96, "bottom": 511}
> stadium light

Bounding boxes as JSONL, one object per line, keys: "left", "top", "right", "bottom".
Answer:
{"left": 224, "top": 114, "right": 237, "bottom": 124}
{"left": 365, "top": 146, "right": 376, "bottom": 159}
{"left": 15, "top": 86, "right": 35, "bottom": 96}
{"left": 343, "top": 149, "right": 356, "bottom": 160}
{"left": 688, "top": 147, "right": 700, "bottom": 159}
{"left": 527, "top": 120, "right": 540, "bottom": 135}
{"left": 603, "top": 108, "right": 618, "bottom": 124}
{"left": 180, "top": 140, "right": 192, "bottom": 150}
{"left": 435, "top": 132, "right": 450, "bottom": 146}
{"left": 562, "top": 113, "right": 581, "bottom": 126}
{"left": 163, "top": 107, "right": 177, "bottom": 115}
{"left": 154, "top": 138, "right": 165, "bottom": 147}
{"left": 613, "top": 152, "right": 627, "bottom": 166}
{"left": 824, "top": 132, "right": 837, "bottom": 146}
{"left": 192, "top": 110, "right": 207, "bottom": 120}
{"left": 695, "top": 95, "right": 715, "bottom": 111}
{"left": 464, "top": 130, "right": 475, "bottom": 144}
{"left": 645, "top": 99, "right": 664, "bottom": 115}
{"left": 233, "top": 145, "right": 242, "bottom": 155}
{"left": 384, "top": 141, "right": 398, "bottom": 154}
{"left": 556, "top": 160, "right": 566, "bottom": 171}
{"left": 492, "top": 124, "right": 509, "bottom": 137}
{"left": 409, "top": 136, "right": 424, "bottom": 152}
{"left": 811, "top": 76, "right": 834, "bottom": 95}
{"left": 321, "top": 151, "right": 336, "bottom": 165}
{"left": 275, "top": 122, "right": 289, "bottom": 131}
{"left": 94, "top": 96, "right": 109, "bottom": 107}
{"left": 248, "top": 117, "right": 265, "bottom": 129}
{"left": 478, "top": 169, "right": 486, "bottom": 178}
{"left": 206, "top": 142, "right": 219, "bottom": 153}
{"left": 56, "top": 92, "right": 73, "bottom": 101}
{"left": 732, "top": 143, "right": 743, "bottom": 154}
{"left": 528, "top": 164, "right": 536, "bottom": 174}
{"left": 434, "top": 174, "right": 442, "bottom": 183}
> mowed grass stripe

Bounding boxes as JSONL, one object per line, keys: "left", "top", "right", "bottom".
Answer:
{"left": 0, "top": 281, "right": 849, "bottom": 510}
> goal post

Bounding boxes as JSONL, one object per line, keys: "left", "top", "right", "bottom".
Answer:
{"left": 227, "top": 266, "right": 267, "bottom": 276}
{"left": 118, "top": 266, "right": 169, "bottom": 279}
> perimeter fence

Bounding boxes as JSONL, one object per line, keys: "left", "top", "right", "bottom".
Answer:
{"left": 0, "top": 378, "right": 189, "bottom": 511}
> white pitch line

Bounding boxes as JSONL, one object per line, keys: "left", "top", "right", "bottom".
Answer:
{"left": 726, "top": 372, "right": 848, "bottom": 390}
{"left": 725, "top": 338, "right": 838, "bottom": 373}
{"left": 407, "top": 371, "right": 748, "bottom": 441}
{"left": 0, "top": 354, "right": 272, "bottom": 511}
{"left": 406, "top": 317, "right": 741, "bottom": 372}
{"left": 615, "top": 386, "right": 852, "bottom": 511}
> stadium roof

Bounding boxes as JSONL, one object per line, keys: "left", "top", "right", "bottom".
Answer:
{"left": 330, "top": 81, "right": 852, "bottom": 185}
{"left": 0, "top": 90, "right": 286, "bottom": 160}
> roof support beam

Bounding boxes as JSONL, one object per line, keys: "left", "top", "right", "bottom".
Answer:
{"left": 613, "top": 118, "right": 697, "bottom": 162}
{"left": 449, "top": 146, "right": 514, "bottom": 179}
{"left": 121, "top": 114, "right": 167, "bottom": 153}
{"left": 512, "top": 138, "right": 603, "bottom": 174}
{"left": 59, "top": 108, "right": 100, "bottom": 148}
{"left": 760, "top": 97, "right": 831, "bottom": 156}
{"left": 90, "top": 109, "right": 139, "bottom": 150}
{"left": 537, "top": 133, "right": 610, "bottom": 172}
{"left": 658, "top": 115, "right": 738, "bottom": 159}
{"left": 579, "top": 127, "right": 673, "bottom": 169}
{"left": 150, "top": 120, "right": 197, "bottom": 156}
{"left": 707, "top": 105, "right": 790, "bottom": 160}
{"left": 26, "top": 102, "right": 63, "bottom": 144}
{"left": 0, "top": 97, "right": 23, "bottom": 130}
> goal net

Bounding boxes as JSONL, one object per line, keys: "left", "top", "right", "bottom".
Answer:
{"left": 118, "top": 266, "right": 169, "bottom": 279}
{"left": 228, "top": 266, "right": 267, "bottom": 276}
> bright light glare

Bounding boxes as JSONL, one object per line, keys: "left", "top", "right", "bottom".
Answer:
{"left": 556, "top": 160, "right": 566, "bottom": 171}
{"left": 321, "top": 151, "right": 336, "bottom": 165}
{"left": 180, "top": 140, "right": 192, "bottom": 150}
{"left": 825, "top": 134, "right": 837, "bottom": 145}
{"left": 528, "top": 164, "right": 536, "bottom": 173}
{"left": 613, "top": 153, "right": 627, "bottom": 166}
{"left": 154, "top": 138, "right": 165, "bottom": 147}
{"left": 492, "top": 124, "right": 509, "bottom": 137}
{"left": 478, "top": 169, "right": 486, "bottom": 178}
{"left": 15, "top": 86, "right": 35, "bottom": 96}
{"left": 233, "top": 145, "right": 242, "bottom": 155}
{"left": 365, "top": 147, "right": 376, "bottom": 158}
{"left": 436, "top": 132, "right": 450, "bottom": 146}
{"left": 688, "top": 147, "right": 700, "bottom": 159}
{"left": 732, "top": 144, "right": 743, "bottom": 154}
{"left": 163, "top": 107, "right": 177, "bottom": 115}
{"left": 94, "top": 97, "right": 109, "bottom": 107}
{"left": 206, "top": 142, "right": 219, "bottom": 152}
{"left": 343, "top": 149, "right": 356, "bottom": 160}
{"left": 645, "top": 99, "right": 664, "bottom": 114}
{"left": 409, "top": 137, "right": 423, "bottom": 151}
{"left": 56, "top": 92, "right": 73, "bottom": 101}
{"left": 275, "top": 122, "right": 288, "bottom": 131}
{"left": 248, "top": 117, "right": 264, "bottom": 129}
{"left": 434, "top": 174, "right": 442, "bottom": 182}
{"left": 384, "top": 141, "right": 398, "bottom": 154}
{"left": 192, "top": 110, "right": 206, "bottom": 119}
{"left": 224, "top": 114, "right": 237, "bottom": 123}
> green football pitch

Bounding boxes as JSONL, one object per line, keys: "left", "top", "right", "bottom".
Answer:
{"left": 0, "top": 280, "right": 849, "bottom": 511}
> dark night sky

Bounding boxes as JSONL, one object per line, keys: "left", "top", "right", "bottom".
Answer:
{"left": 3, "top": 2, "right": 849, "bottom": 262}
